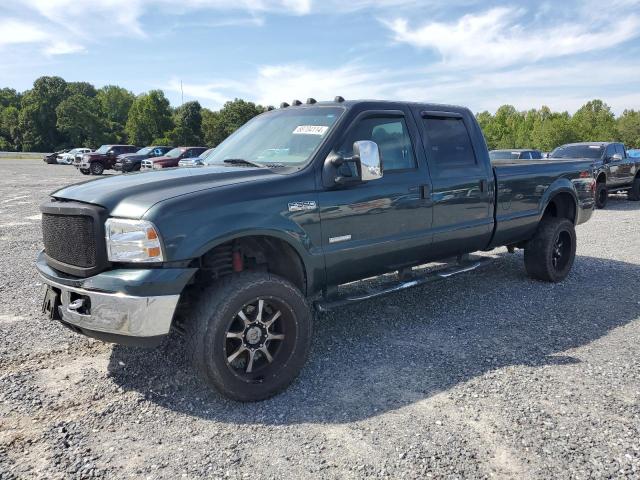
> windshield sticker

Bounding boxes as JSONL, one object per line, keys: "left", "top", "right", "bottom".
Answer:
{"left": 293, "top": 125, "right": 329, "bottom": 135}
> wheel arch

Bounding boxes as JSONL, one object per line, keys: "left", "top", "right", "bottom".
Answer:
{"left": 540, "top": 181, "right": 579, "bottom": 224}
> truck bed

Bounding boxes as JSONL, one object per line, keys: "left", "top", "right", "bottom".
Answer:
{"left": 490, "top": 158, "right": 595, "bottom": 248}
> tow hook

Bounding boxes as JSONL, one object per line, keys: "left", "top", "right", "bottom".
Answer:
{"left": 68, "top": 299, "right": 85, "bottom": 311}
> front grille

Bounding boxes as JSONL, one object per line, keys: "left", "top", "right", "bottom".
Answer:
{"left": 42, "top": 214, "right": 97, "bottom": 268}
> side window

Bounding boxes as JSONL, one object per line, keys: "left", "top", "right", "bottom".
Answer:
{"left": 339, "top": 116, "right": 416, "bottom": 171}
{"left": 422, "top": 116, "right": 477, "bottom": 170}
{"left": 520, "top": 152, "right": 531, "bottom": 159}
{"left": 615, "top": 144, "right": 625, "bottom": 157}
{"left": 605, "top": 144, "right": 616, "bottom": 159}
{"left": 531, "top": 150, "right": 542, "bottom": 159}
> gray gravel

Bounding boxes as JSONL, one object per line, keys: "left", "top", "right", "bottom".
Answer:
{"left": 1, "top": 158, "right": 639, "bottom": 479}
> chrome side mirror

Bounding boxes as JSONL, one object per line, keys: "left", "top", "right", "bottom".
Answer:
{"left": 353, "top": 140, "right": 383, "bottom": 181}
{"left": 612, "top": 153, "right": 623, "bottom": 161}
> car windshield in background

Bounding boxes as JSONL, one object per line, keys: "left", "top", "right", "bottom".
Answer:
{"left": 550, "top": 145, "right": 604, "bottom": 159}
{"left": 165, "top": 148, "right": 185, "bottom": 158}
{"left": 205, "top": 106, "right": 345, "bottom": 168}
{"left": 490, "top": 151, "right": 520, "bottom": 160}
{"left": 95, "top": 145, "right": 110, "bottom": 154}
{"left": 136, "top": 147, "right": 152, "bottom": 155}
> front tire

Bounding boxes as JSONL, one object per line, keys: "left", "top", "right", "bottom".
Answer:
{"left": 595, "top": 182, "right": 608, "bottom": 209}
{"left": 79, "top": 168, "right": 90, "bottom": 175}
{"left": 184, "top": 272, "right": 312, "bottom": 402}
{"left": 89, "top": 162, "right": 104, "bottom": 175}
{"left": 628, "top": 177, "right": 640, "bottom": 201}
{"left": 524, "top": 218, "right": 576, "bottom": 282}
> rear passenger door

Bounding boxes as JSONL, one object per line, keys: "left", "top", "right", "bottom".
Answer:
{"left": 415, "top": 109, "right": 494, "bottom": 256}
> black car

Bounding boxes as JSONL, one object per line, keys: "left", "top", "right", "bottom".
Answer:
{"left": 43, "top": 150, "right": 68, "bottom": 164}
{"left": 114, "top": 146, "right": 171, "bottom": 173}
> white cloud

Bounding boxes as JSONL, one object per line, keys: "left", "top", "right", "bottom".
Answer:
{"left": 166, "top": 57, "right": 640, "bottom": 114}
{"left": 0, "top": 19, "right": 84, "bottom": 55}
{"left": 384, "top": 6, "right": 640, "bottom": 67}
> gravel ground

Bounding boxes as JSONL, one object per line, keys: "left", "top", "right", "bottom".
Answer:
{"left": 0, "top": 158, "right": 639, "bottom": 479}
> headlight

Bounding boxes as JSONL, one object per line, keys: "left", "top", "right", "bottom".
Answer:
{"left": 105, "top": 218, "right": 164, "bottom": 263}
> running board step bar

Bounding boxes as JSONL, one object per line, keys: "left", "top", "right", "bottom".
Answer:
{"left": 314, "top": 256, "right": 492, "bottom": 312}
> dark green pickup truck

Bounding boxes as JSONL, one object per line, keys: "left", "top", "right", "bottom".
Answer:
{"left": 37, "top": 99, "right": 595, "bottom": 401}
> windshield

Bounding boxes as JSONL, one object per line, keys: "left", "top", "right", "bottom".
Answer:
{"left": 550, "top": 145, "right": 604, "bottom": 159}
{"left": 490, "top": 150, "right": 520, "bottom": 160}
{"left": 136, "top": 147, "right": 152, "bottom": 155}
{"left": 95, "top": 145, "right": 110, "bottom": 154}
{"left": 205, "top": 106, "right": 344, "bottom": 168}
{"left": 165, "top": 148, "right": 185, "bottom": 158}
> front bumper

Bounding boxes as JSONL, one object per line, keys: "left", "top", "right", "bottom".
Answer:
{"left": 36, "top": 251, "right": 196, "bottom": 347}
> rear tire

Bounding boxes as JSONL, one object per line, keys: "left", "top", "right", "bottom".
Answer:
{"left": 184, "top": 271, "right": 312, "bottom": 402}
{"left": 595, "top": 182, "right": 608, "bottom": 209}
{"left": 89, "top": 162, "right": 104, "bottom": 175}
{"left": 628, "top": 177, "right": 640, "bottom": 201}
{"left": 524, "top": 218, "right": 576, "bottom": 282}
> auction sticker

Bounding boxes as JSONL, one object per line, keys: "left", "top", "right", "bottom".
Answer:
{"left": 293, "top": 125, "right": 329, "bottom": 135}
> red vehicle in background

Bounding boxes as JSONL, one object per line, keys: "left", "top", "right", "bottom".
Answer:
{"left": 141, "top": 147, "right": 207, "bottom": 170}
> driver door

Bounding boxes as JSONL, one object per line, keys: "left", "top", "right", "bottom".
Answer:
{"left": 319, "top": 108, "right": 433, "bottom": 286}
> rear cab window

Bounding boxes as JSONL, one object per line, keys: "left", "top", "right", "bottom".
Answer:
{"left": 421, "top": 114, "right": 478, "bottom": 176}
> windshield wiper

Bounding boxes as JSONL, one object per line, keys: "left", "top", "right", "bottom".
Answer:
{"left": 222, "top": 158, "right": 265, "bottom": 168}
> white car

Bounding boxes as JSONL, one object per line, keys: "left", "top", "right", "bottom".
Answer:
{"left": 57, "top": 148, "right": 92, "bottom": 165}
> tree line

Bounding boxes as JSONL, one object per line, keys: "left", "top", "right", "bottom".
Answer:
{"left": 0, "top": 76, "right": 264, "bottom": 152}
{"left": 1, "top": 76, "right": 639, "bottom": 152}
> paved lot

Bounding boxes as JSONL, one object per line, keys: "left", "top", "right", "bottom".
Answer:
{"left": 0, "top": 158, "right": 639, "bottom": 479}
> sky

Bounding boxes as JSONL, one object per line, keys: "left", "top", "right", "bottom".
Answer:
{"left": 1, "top": 0, "right": 639, "bottom": 114}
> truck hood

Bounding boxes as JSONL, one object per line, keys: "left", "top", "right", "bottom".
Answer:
{"left": 51, "top": 166, "right": 277, "bottom": 218}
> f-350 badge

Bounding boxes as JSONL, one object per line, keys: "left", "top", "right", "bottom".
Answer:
{"left": 288, "top": 201, "right": 317, "bottom": 212}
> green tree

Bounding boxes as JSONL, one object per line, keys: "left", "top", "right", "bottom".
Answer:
{"left": 0, "top": 88, "right": 20, "bottom": 109}
{"left": 65, "top": 81, "right": 97, "bottom": 98}
{"left": 617, "top": 109, "right": 640, "bottom": 148}
{"left": 0, "top": 106, "right": 21, "bottom": 151}
{"left": 56, "top": 94, "right": 111, "bottom": 147}
{"left": 201, "top": 99, "right": 263, "bottom": 146}
{"left": 96, "top": 85, "right": 135, "bottom": 142}
{"left": 530, "top": 109, "right": 577, "bottom": 151}
{"left": 18, "top": 76, "right": 68, "bottom": 151}
{"left": 169, "top": 101, "right": 203, "bottom": 145}
{"left": 571, "top": 99, "right": 616, "bottom": 141}
{"left": 125, "top": 90, "right": 173, "bottom": 145}
{"left": 125, "top": 90, "right": 173, "bottom": 146}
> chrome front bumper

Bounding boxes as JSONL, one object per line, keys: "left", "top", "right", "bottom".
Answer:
{"left": 40, "top": 274, "right": 180, "bottom": 340}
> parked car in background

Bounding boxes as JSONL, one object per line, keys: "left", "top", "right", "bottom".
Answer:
{"left": 141, "top": 146, "right": 207, "bottom": 170}
{"left": 549, "top": 142, "right": 640, "bottom": 208}
{"left": 489, "top": 149, "right": 543, "bottom": 161}
{"left": 114, "top": 146, "right": 171, "bottom": 173}
{"left": 43, "top": 150, "right": 68, "bottom": 164}
{"left": 37, "top": 99, "right": 596, "bottom": 401}
{"left": 628, "top": 149, "right": 640, "bottom": 158}
{"left": 57, "top": 148, "right": 92, "bottom": 165}
{"left": 76, "top": 144, "right": 138, "bottom": 175}
{"left": 178, "top": 147, "right": 215, "bottom": 167}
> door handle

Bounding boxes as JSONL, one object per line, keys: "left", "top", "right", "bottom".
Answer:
{"left": 479, "top": 179, "right": 488, "bottom": 193}
{"left": 408, "top": 184, "right": 430, "bottom": 199}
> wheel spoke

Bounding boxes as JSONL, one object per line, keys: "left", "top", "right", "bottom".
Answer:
{"left": 227, "top": 345, "right": 247, "bottom": 363}
{"left": 226, "top": 330, "right": 243, "bottom": 339}
{"left": 259, "top": 346, "right": 273, "bottom": 363}
{"left": 256, "top": 299, "right": 264, "bottom": 323}
{"left": 237, "top": 309, "right": 251, "bottom": 327}
{"left": 246, "top": 349, "right": 257, "bottom": 373}
{"left": 264, "top": 310, "right": 281, "bottom": 328}
{"left": 268, "top": 332, "right": 285, "bottom": 341}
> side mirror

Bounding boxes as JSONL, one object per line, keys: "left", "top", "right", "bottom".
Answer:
{"left": 107, "top": 150, "right": 114, "bottom": 156}
{"left": 612, "top": 153, "right": 623, "bottom": 161}
{"left": 329, "top": 140, "right": 383, "bottom": 185}
{"left": 355, "top": 140, "right": 383, "bottom": 181}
